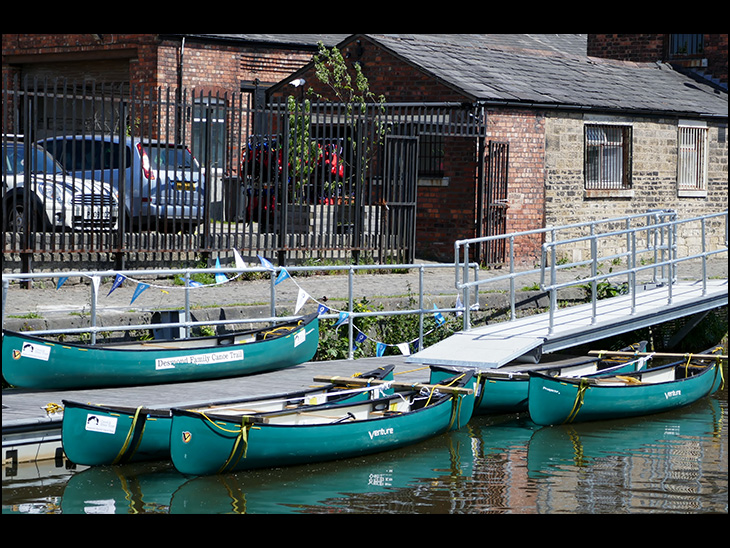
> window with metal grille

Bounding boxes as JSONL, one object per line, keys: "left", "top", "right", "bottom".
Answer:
{"left": 584, "top": 124, "right": 632, "bottom": 190}
{"left": 418, "top": 134, "right": 444, "bottom": 177}
{"left": 669, "top": 34, "right": 704, "bottom": 58}
{"left": 677, "top": 122, "right": 708, "bottom": 192}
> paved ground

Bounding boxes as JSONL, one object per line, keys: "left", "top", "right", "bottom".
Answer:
{"left": 2, "top": 257, "right": 727, "bottom": 334}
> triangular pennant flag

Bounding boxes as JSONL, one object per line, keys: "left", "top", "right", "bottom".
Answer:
{"left": 295, "top": 288, "right": 310, "bottom": 314}
{"left": 130, "top": 282, "right": 149, "bottom": 304}
{"left": 56, "top": 277, "right": 68, "bottom": 290}
{"left": 317, "top": 304, "right": 329, "bottom": 316}
{"left": 257, "top": 255, "right": 275, "bottom": 271}
{"left": 274, "top": 268, "right": 290, "bottom": 285}
{"left": 433, "top": 304, "right": 445, "bottom": 325}
{"left": 187, "top": 280, "right": 203, "bottom": 288}
{"left": 215, "top": 258, "right": 227, "bottom": 284}
{"left": 355, "top": 332, "right": 367, "bottom": 346}
{"left": 397, "top": 342, "right": 411, "bottom": 356}
{"left": 334, "top": 312, "right": 350, "bottom": 327}
{"left": 106, "top": 274, "right": 125, "bottom": 297}
{"left": 455, "top": 294, "right": 463, "bottom": 317}
{"left": 232, "top": 248, "right": 246, "bottom": 270}
{"left": 376, "top": 342, "right": 386, "bottom": 357}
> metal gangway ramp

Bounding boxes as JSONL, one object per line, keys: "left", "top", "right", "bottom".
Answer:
{"left": 408, "top": 210, "right": 728, "bottom": 368}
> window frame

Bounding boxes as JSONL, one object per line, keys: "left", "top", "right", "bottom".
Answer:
{"left": 677, "top": 120, "right": 708, "bottom": 197}
{"left": 584, "top": 123, "right": 633, "bottom": 194}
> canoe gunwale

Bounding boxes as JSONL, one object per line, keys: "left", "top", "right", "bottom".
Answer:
{"left": 3, "top": 313, "right": 318, "bottom": 353}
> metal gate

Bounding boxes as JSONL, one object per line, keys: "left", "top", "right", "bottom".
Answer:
{"left": 481, "top": 141, "right": 509, "bottom": 264}
{"left": 3, "top": 76, "right": 486, "bottom": 271}
{"left": 381, "top": 135, "right": 419, "bottom": 264}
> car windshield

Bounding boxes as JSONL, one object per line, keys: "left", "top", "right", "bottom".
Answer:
{"left": 4, "top": 143, "right": 64, "bottom": 175}
{"left": 146, "top": 145, "right": 200, "bottom": 171}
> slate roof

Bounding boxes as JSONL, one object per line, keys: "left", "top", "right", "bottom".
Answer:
{"left": 359, "top": 34, "right": 728, "bottom": 119}
{"left": 170, "top": 34, "right": 349, "bottom": 49}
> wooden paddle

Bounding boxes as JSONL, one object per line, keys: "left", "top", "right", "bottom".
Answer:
{"left": 312, "top": 375, "right": 474, "bottom": 395}
{"left": 588, "top": 350, "right": 728, "bottom": 360}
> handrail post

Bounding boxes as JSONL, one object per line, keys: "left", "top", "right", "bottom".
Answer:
{"left": 590, "top": 235, "right": 597, "bottom": 324}
{"left": 509, "top": 235, "right": 516, "bottom": 321}
{"left": 90, "top": 275, "right": 98, "bottom": 345}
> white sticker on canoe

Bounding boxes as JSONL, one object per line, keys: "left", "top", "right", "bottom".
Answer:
{"left": 20, "top": 342, "right": 51, "bottom": 361}
{"left": 155, "top": 349, "right": 244, "bottom": 370}
{"left": 294, "top": 329, "right": 306, "bottom": 348}
{"left": 85, "top": 414, "right": 117, "bottom": 435}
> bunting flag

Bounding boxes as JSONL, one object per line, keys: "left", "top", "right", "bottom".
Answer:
{"left": 56, "top": 277, "right": 68, "bottom": 290}
{"left": 397, "top": 342, "right": 411, "bottom": 356}
{"left": 232, "top": 248, "right": 246, "bottom": 270}
{"left": 257, "top": 255, "right": 275, "bottom": 271}
{"left": 433, "top": 303, "right": 445, "bottom": 325}
{"left": 317, "top": 304, "right": 330, "bottom": 316}
{"left": 188, "top": 280, "right": 204, "bottom": 287}
{"left": 295, "top": 288, "right": 310, "bottom": 314}
{"left": 214, "top": 258, "right": 227, "bottom": 284}
{"left": 107, "top": 274, "right": 125, "bottom": 297}
{"left": 376, "top": 342, "right": 386, "bottom": 357}
{"left": 455, "top": 294, "right": 463, "bottom": 317}
{"left": 334, "top": 312, "right": 350, "bottom": 327}
{"left": 355, "top": 331, "right": 368, "bottom": 347}
{"left": 130, "top": 282, "right": 149, "bottom": 304}
{"left": 275, "top": 268, "right": 291, "bottom": 286}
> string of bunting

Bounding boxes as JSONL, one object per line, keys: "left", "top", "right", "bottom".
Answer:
{"left": 54, "top": 249, "right": 466, "bottom": 357}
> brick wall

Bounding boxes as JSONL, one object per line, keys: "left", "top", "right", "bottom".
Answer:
{"left": 486, "top": 108, "right": 547, "bottom": 264}
{"left": 545, "top": 112, "right": 728, "bottom": 260}
{"left": 588, "top": 34, "right": 728, "bottom": 86}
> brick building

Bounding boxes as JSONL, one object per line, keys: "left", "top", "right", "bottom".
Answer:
{"left": 3, "top": 34, "right": 727, "bottom": 265}
{"left": 275, "top": 34, "right": 728, "bottom": 262}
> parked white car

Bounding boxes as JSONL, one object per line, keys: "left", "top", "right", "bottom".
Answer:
{"left": 2, "top": 138, "right": 118, "bottom": 231}
{"left": 38, "top": 135, "right": 205, "bottom": 232}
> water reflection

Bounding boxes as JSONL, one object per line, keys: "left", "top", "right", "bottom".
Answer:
{"left": 3, "top": 388, "right": 727, "bottom": 514}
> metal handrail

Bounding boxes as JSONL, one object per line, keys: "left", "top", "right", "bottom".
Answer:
{"left": 2, "top": 261, "right": 480, "bottom": 360}
{"left": 455, "top": 209, "right": 728, "bottom": 331}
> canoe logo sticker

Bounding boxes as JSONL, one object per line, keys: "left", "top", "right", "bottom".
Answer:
{"left": 155, "top": 349, "right": 244, "bottom": 370}
{"left": 182, "top": 431, "right": 192, "bottom": 444}
{"left": 294, "top": 329, "right": 306, "bottom": 347}
{"left": 664, "top": 389, "right": 681, "bottom": 399}
{"left": 85, "top": 413, "right": 117, "bottom": 435}
{"left": 18, "top": 342, "right": 51, "bottom": 361}
{"left": 368, "top": 427, "right": 394, "bottom": 440}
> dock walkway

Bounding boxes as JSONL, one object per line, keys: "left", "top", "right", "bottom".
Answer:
{"left": 2, "top": 356, "right": 422, "bottom": 465}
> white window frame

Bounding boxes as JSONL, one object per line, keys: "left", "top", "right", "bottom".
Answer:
{"left": 677, "top": 120, "right": 708, "bottom": 197}
{"left": 584, "top": 122, "right": 633, "bottom": 197}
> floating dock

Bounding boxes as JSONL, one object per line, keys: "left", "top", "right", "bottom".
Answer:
{"left": 2, "top": 356, "right": 421, "bottom": 466}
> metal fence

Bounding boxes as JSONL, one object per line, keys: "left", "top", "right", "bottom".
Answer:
{"left": 2, "top": 76, "right": 486, "bottom": 271}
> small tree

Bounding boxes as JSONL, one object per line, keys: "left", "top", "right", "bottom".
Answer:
{"left": 309, "top": 42, "right": 388, "bottom": 192}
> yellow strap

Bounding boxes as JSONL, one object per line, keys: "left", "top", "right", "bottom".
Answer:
{"left": 44, "top": 402, "right": 64, "bottom": 415}
{"left": 563, "top": 379, "right": 589, "bottom": 424}
{"left": 113, "top": 406, "right": 145, "bottom": 465}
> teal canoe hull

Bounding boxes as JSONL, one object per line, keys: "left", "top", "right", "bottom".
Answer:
{"left": 527, "top": 359, "right": 724, "bottom": 426}
{"left": 429, "top": 350, "right": 648, "bottom": 415}
{"left": 3, "top": 314, "right": 318, "bottom": 390}
{"left": 169, "top": 370, "right": 477, "bottom": 475}
{"left": 60, "top": 364, "right": 396, "bottom": 467}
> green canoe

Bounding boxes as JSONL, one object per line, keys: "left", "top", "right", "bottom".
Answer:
{"left": 527, "top": 349, "right": 726, "bottom": 426}
{"left": 2, "top": 313, "right": 318, "bottom": 390}
{"left": 429, "top": 342, "right": 649, "bottom": 414}
{"left": 169, "top": 368, "right": 477, "bottom": 475}
{"left": 60, "top": 364, "right": 396, "bottom": 467}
